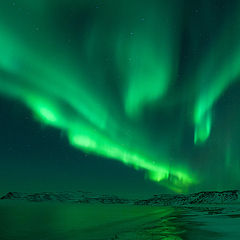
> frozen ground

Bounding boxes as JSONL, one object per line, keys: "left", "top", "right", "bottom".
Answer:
{"left": 0, "top": 202, "right": 240, "bottom": 239}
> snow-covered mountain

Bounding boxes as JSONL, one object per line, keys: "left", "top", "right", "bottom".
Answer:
{"left": 1, "top": 190, "right": 240, "bottom": 205}
{"left": 135, "top": 190, "right": 240, "bottom": 206}
{"left": 0, "top": 191, "right": 131, "bottom": 204}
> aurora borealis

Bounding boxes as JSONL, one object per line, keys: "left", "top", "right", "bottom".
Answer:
{"left": 1, "top": 0, "right": 240, "bottom": 194}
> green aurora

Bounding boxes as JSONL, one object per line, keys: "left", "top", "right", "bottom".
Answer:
{"left": 0, "top": 0, "right": 240, "bottom": 193}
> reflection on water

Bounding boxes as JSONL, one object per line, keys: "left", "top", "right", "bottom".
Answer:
{"left": 0, "top": 202, "right": 240, "bottom": 240}
{"left": 127, "top": 214, "right": 185, "bottom": 239}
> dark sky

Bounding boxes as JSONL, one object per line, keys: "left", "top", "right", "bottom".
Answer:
{"left": 0, "top": 0, "right": 240, "bottom": 195}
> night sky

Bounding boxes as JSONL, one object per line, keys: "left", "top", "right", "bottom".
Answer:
{"left": 1, "top": 0, "right": 240, "bottom": 196}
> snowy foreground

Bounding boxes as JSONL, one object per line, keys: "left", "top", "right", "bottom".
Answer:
{"left": 1, "top": 190, "right": 240, "bottom": 239}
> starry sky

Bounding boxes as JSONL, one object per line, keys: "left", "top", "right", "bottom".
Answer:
{"left": 0, "top": 0, "right": 240, "bottom": 196}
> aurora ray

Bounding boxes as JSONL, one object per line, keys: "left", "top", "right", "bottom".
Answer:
{"left": 193, "top": 1, "right": 240, "bottom": 144}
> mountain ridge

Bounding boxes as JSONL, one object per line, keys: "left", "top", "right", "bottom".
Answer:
{"left": 1, "top": 190, "right": 240, "bottom": 206}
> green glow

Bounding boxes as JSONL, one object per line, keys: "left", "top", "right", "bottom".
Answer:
{"left": 71, "top": 135, "right": 97, "bottom": 150}
{"left": 70, "top": 132, "right": 194, "bottom": 192}
{"left": 0, "top": 0, "right": 195, "bottom": 192}
{"left": 194, "top": 109, "right": 211, "bottom": 144}
{"left": 5, "top": 0, "right": 240, "bottom": 193}
{"left": 194, "top": 3, "right": 240, "bottom": 143}
{"left": 115, "top": 1, "right": 181, "bottom": 117}
{"left": 38, "top": 108, "right": 57, "bottom": 123}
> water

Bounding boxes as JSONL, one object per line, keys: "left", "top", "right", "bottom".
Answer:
{"left": 0, "top": 202, "right": 240, "bottom": 239}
